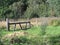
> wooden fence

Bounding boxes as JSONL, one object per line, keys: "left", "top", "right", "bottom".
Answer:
{"left": 6, "top": 18, "right": 31, "bottom": 31}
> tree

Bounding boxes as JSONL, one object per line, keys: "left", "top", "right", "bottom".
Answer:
{"left": 9, "top": 0, "right": 28, "bottom": 19}
{"left": 47, "top": 0, "right": 60, "bottom": 17}
{"left": 0, "top": 0, "right": 21, "bottom": 19}
{"left": 24, "top": 0, "right": 49, "bottom": 18}
{"left": 0, "top": 0, "right": 60, "bottom": 19}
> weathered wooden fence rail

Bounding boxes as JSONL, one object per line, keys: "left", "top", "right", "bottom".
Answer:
{"left": 6, "top": 18, "right": 31, "bottom": 31}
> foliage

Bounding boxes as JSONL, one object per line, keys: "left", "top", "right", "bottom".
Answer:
{"left": 49, "top": 19, "right": 60, "bottom": 26}
{"left": 47, "top": 0, "right": 60, "bottom": 17}
{"left": 0, "top": 26, "right": 60, "bottom": 45}
{"left": 0, "top": 0, "right": 60, "bottom": 19}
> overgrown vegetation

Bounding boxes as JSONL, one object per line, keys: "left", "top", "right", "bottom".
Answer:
{"left": 0, "top": 0, "right": 60, "bottom": 45}
{"left": 0, "top": 26, "right": 60, "bottom": 45}
{"left": 50, "top": 19, "right": 60, "bottom": 26}
{"left": 0, "top": 0, "right": 60, "bottom": 19}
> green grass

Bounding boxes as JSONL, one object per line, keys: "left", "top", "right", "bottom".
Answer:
{"left": 26, "top": 26, "right": 60, "bottom": 36}
{"left": 0, "top": 26, "right": 60, "bottom": 45}
{"left": 46, "top": 26, "right": 60, "bottom": 36}
{"left": 0, "top": 26, "right": 60, "bottom": 36}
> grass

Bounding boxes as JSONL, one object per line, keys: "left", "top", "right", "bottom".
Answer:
{"left": 46, "top": 26, "right": 60, "bottom": 36}
{"left": 26, "top": 26, "right": 60, "bottom": 36}
{"left": 0, "top": 26, "right": 60, "bottom": 45}
{"left": 0, "top": 26, "right": 60, "bottom": 37}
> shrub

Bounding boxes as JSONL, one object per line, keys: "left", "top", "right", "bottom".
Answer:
{"left": 0, "top": 39, "right": 4, "bottom": 45}
{"left": 10, "top": 36, "right": 29, "bottom": 45}
{"left": 49, "top": 19, "right": 60, "bottom": 26}
{"left": 0, "top": 26, "right": 6, "bottom": 30}
{"left": 1, "top": 34, "right": 60, "bottom": 45}
{"left": 40, "top": 22, "right": 48, "bottom": 35}
{"left": 48, "top": 35, "right": 60, "bottom": 45}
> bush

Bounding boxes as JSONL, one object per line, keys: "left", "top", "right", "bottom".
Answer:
{"left": 1, "top": 29, "right": 60, "bottom": 45}
{"left": 48, "top": 35, "right": 60, "bottom": 45}
{"left": 10, "top": 36, "right": 29, "bottom": 45}
{"left": 1, "top": 34, "right": 60, "bottom": 45}
{"left": 49, "top": 19, "right": 60, "bottom": 26}
{"left": 0, "top": 39, "right": 4, "bottom": 45}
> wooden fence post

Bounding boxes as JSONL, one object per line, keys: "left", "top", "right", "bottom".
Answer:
{"left": 6, "top": 18, "right": 10, "bottom": 31}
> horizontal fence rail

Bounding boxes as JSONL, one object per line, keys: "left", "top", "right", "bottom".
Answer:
{"left": 6, "top": 18, "right": 31, "bottom": 31}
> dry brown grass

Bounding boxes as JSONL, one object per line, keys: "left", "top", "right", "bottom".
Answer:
{"left": 0, "top": 21, "right": 6, "bottom": 28}
{"left": 0, "top": 17, "right": 60, "bottom": 28}
{"left": 0, "top": 21, "right": 29, "bottom": 29}
{"left": 30, "top": 17, "right": 60, "bottom": 26}
{"left": 1, "top": 31, "right": 28, "bottom": 41}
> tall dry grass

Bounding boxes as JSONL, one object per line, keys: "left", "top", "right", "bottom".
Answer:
{"left": 0, "top": 17, "right": 60, "bottom": 28}
{"left": 0, "top": 21, "right": 6, "bottom": 28}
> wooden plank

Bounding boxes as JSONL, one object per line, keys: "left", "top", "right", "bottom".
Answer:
{"left": 19, "top": 24, "right": 22, "bottom": 29}
{"left": 9, "top": 22, "right": 30, "bottom": 25}
{"left": 29, "top": 22, "right": 31, "bottom": 28}
{"left": 6, "top": 18, "right": 10, "bottom": 31}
